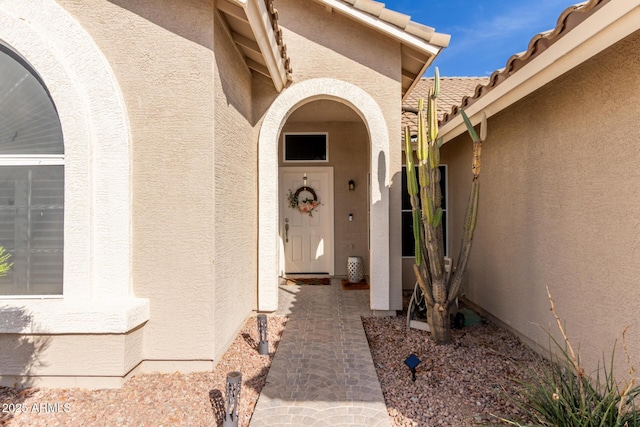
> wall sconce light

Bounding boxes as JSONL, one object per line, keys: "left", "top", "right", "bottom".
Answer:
{"left": 223, "top": 371, "right": 242, "bottom": 427}
{"left": 257, "top": 314, "right": 269, "bottom": 355}
{"left": 348, "top": 180, "right": 355, "bottom": 191}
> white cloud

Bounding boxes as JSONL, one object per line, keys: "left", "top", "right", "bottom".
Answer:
{"left": 431, "top": 0, "right": 570, "bottom": 75}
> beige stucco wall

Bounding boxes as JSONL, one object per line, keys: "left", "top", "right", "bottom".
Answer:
{"left": 1, "top": 0, "right": 415, "bottom": 387}
{"left": 58, "top": 0, "right": 260, "bottom": 373}
{"left": 441, "top": 30, "right": 640, "bottom": 375}
{"left": 273, "top": 0, "right": 404, "bottom": 308}
{"left": 70, "top": 0, "right": 217, "bottom": 362}
{"left": 0, "top": 328, "right": 143, "bottom": 388}
{"left": 280, "top": 117, "right": 370, "bottom": 275}
{"left": 213, "top": 12, "right": 261, "bottom": 358}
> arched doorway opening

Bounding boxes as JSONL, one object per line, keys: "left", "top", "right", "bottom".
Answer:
{"left": 258, "top": 78, "right": 390, "bottom": 312}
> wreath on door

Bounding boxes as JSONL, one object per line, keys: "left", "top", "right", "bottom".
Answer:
{"left": 288, "top": 186, "right": 320, "bottom": 217}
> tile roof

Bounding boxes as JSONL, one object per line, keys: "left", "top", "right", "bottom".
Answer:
{"left": 439, "top": 0, "right": 610, "bottom": 125}
{"left": 336, "top": 0, "right": 450, "bottom": 47}
{"left": 402, "top": 77, "right": 489, "bottom": 138}
{"left": 266, "top": 0, "right": 293, "bottom": 77}
{"left": 311, "top": 0, "right": 450, "bottom": 99}
{"left": 216, "top": 0, "right": 292, "bottom": 91}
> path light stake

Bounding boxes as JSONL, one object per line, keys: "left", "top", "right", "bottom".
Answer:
{"left": 223, "top": 371, "right": 242, "bottom": 427}
{"left": 404, "top": 354, "right": 421, "bottom": 382}
{"left": 257, "top": 314, "right": 269, "bottom": 355}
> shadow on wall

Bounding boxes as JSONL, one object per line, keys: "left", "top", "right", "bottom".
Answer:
{"left": 0, "top": 306, "right": 51, "bottom": 423}
{"left": 276, "top": 0, "right": 398, "bottom": 82}
{"left": 107, "top": 0, "right": 214, "bottom": 50}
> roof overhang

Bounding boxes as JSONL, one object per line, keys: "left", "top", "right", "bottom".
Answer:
{"left": 311, "top": 0, "right": 450, "bottom": 100}
{"left": 439, "top": 0, "right": 640, "bottom": 143}
{"left": 216, "top": 0, "right": 291, "bottom": 92}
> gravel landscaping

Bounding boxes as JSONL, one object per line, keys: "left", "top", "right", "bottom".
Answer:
{"left": 363, "top": 315, "right": 548, "bottom": 426}
{"left": 0, "top": 316, "right": 288, "bottom": 427}
{"left": 1, "top": 310, "right": 547, "bottom": 426}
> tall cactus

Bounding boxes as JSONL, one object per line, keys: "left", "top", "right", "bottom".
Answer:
{"left": 404, "top": 68, "right": 486, "bottom": 344}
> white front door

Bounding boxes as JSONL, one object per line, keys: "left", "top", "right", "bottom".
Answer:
{"left": 279, "top": 167, "right": 334, "bottom": 275}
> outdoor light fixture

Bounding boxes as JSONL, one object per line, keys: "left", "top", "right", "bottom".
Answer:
{"left": 348, "top": 180, "right": 355, "bottom": 191}
{"left": 223, "top": 371, "right": 242, "bottom": 427}
{"left": 257, "top": 314, "right": 269, "bottom": 355}
{"left": 404, "top": 354, "right": 421, "bottom": 382}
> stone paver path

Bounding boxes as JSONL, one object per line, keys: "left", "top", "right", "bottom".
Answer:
{"left": 249, "top": 279, "right": 391, "bottom": 427}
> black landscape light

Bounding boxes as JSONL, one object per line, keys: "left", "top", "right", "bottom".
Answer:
{"left": 257, "top": 314, "right": 269, "bottom": 355}
{"left": 404, "top": 354, "right": 421, "bottom": 382}
{"left": 223, "top": 371, "right": 242, "bottom": 427}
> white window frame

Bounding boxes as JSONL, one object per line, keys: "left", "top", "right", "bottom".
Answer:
{"left": 0, "top": 159, "right": 65, "bottom": 299}
{"left": 283, "top": 132, "right": 329, "bottom": 163}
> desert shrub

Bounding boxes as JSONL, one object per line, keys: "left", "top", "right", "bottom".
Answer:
{"left": 504, "top": 288, "right": 639, "bottom": 427}
{"left": 0, "top": 246, "right": 12, "bottom": 277}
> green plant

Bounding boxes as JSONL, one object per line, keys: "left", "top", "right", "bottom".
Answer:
{"left": 502, "top": 287, "right": 639, "bottom": 427}
{"left": 0, "top": 246, "right": 12, "bottom": 277}
{"left": 403, "top": 67, "right": 486, "bottom": 344}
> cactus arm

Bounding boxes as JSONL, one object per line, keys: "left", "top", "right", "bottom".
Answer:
{"left": 447, "top": 109, "right": 485, "bottom": 305}
{"left": 420, "top": 81, "right": 445, "bottom": 303}
{"left": 460, "top": 108, "right": 479, "bottom": 142}
{"left": 447, "top": 178, "right": 479, "bottom": 304}
{"left": 404, "top": 127, "right": 422, "bottom": 268}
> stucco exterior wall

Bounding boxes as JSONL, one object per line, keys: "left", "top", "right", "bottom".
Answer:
{"left": 273, "top": 0, "right": 404, "bottom": 309}
{"left": 59, "top": 0, "right": 235, "bottom": 367}
{"left": 441, "top": 30, "right": 640, "bottom": 375}
{"left": 280, "top": 119, "right": 370, "bottom": 275}
{"left": 213, "top": 13, "right": 259, "bottom": 359}
{"left": 0, "top": 328, "right": 143, "bottom": 388}
{"left": 1, "top": 0, "right": 418, "bottom": 387}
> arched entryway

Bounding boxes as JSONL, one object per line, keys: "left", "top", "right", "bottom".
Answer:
{"left": 258, "top": 78, "right": 390, "bottom": 312}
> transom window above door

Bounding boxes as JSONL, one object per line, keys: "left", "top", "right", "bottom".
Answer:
{"left": 284, "top": 133, "right": 328, "bottom": 162}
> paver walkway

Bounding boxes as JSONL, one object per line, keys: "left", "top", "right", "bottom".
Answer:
{"left": 249, "top": 279, "right": 392, "bottom": 427}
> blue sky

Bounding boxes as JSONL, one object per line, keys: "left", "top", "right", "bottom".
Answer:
{"left": 383, "top": 0, "right": 574, "bottom": 77}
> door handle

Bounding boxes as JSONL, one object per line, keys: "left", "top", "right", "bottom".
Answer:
{"left": 284, "top": 218, "right": 289, "bottom": 243}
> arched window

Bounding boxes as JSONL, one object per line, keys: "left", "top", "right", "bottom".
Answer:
{"left": 0, "top": 42, "right": 64, "bottom": 296}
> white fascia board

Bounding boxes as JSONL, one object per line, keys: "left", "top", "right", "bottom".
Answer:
{"left": 440, "top": 1, "right": 640, "bottom": 143}
{"left": 317, "top": 0, "right": 442, "bottom": 57}
{"left": 232, "top": 0, "right": 288, "bottom": 92}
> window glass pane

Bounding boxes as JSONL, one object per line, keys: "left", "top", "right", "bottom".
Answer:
{"left": 402, "top": 211, "right": 416, "bottom": 257}
{"left": 0, "top": 44, "right": 63, "bottom": 155}
{"left": 0, "top": 166, "right": 63, "bottom": 295}
{"left": 284, "top": 134, "right": 327, "bottom": 161}
{"left": 401, "top": 168, "right": 411, "bottom": 210}
{"left": 439, "top": 165, "right": 447, "bottom": 209}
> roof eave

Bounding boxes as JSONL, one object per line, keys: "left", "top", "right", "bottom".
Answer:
{"left": 312, "top": 0, "right": 449, "bottom": 100}
{"left": 225, "top": 0, "right": 290, "bottom": 92}
{"left": 401, "top": 47, "right": 442, "bottom": 103}
{"left": 317, "top": 0, "right": 448, "bottom": 54}
{"left": 439, "top": 0, "right": 640, "bottom": 143}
